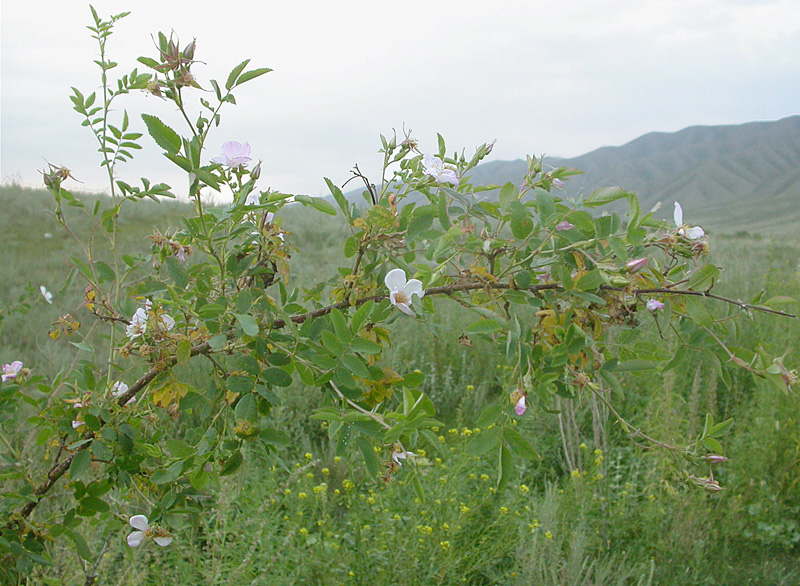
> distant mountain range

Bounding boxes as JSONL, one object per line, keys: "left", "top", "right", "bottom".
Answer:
{"left": 468, "top": 115, "right": 800, "bottom": 235}
{"left": 348, "top": 116, "right": 800, "bottom": 236}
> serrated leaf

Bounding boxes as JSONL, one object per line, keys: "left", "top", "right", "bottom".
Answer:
{"left": 141, "top": 113, "right": 181, "bottom": 154}
{"left": 226, "top": 59, "right": 250, "bottom": 90}
{"left": 235, "top": 67, "right": 273, "bottom": 85}
{"left": 583, "top": 186, "right": 632, "bottom": 208}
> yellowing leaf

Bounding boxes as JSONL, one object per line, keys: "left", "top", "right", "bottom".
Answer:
{"left": 152, "top": 381, "right": 190, "bottom": 408}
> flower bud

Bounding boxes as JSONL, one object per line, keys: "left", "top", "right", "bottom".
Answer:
{"left": 706, "top": 454, "right": 729, "bottom": 465}
{"left": 626, "top": 258, "right": 649, "bottom": 273}
{"left": 183, "top": 39, "right": 196, "bottom": 61}
{"left": 251, "top": 162, "right": 262, "bottom": 181}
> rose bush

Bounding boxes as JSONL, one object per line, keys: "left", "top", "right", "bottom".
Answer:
{"left": 0, "top": 6, "right": 796, "bottom": 583}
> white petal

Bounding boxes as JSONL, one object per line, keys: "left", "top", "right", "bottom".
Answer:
{"left": 129, "top": 515, "right": 150, "bottom": 531}
{"left": 396, "top": 303, "right": 415, "bottom": 316}
{"left": 159, "top": 314, "right": 176, "bottom": 331}
{"left": 126, "top": 531, "right": 145, "bottom": 547}
{"left": 673, "top": 202, "right": 683, "bottom": 227}
{"left": 154, "top": 536, "right": 173, "bottom": 547}
{"left": 687, "top": 227, "right": 705, "bottom": 240}
{"left": 384, "top": 268, "right": 407, "bottom": 292}
{"left": 423, "top": 154, "right": 439, "bottom": 170}
{"left": 439, "top": 170, "right": 459, "bottom": 186}
{"left": 404, "top": 279, "right": 425, "bottom": 300}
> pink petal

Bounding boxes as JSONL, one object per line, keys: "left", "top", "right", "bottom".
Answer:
{"left": 515, "top": 396, "right": 527, "bottom": 416}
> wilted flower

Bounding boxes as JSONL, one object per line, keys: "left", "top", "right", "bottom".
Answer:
{"left": 213, "top": 141, "right": 251, "bottom": 169}
{"left": 40, "top": 286, "right": 53, "bottom": 304}
{"left": 145, "top": 80, "right": 166, "bottom": 98}
{"left": 2, "top": 361, "right": 23, "bottom": 382}
{"left": 646, "top": 299, "right": 664, "bottom": 312}
{"left": 555, "top": 220, "right": 574, "bottom": 231}
{"left": 385, "top": 268, "right": 425, "bottom": 316}
{"left": 673, "top": 202, "right": 705, "bottom": 240}
{"left": 127, "top": 515, "right": 173, "bottom": 548}
{"left": 552, "top": 178, "right": 565, "bottom": 189}
{"left": 422, "top": 155, "right": 459, "bottom": 186}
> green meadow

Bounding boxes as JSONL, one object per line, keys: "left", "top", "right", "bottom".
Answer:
{"left": 3, "top": 183, "right": 800, "bottom": 585}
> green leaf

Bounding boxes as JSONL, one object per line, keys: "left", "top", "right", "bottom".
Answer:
{"left": 707, "top": 417, "right": 734, "bottom": 438}
{"left": 80, "top": 496, "right": 109, "bottom": 514}
{"left": 71, "top": 450, "right": 91, "bottom": 479}
{"left": 687, "top": 264, "right": 719, "bottom": 291}
{"left": 476, "top": 404, "right": 502, "bottom": 428}
{"left": 498, "top": 182, "right": 517, "bottom": 212}
{"left": 261, "top": 367, "right": 292, "bottom": 387}
{"left": 176, "top": 339, "right": 192, "bottom": 365}
{"left": 576, "top": 269, "right": 604, "bottom": 292}
{"left": 141, "top": 114, "right": 181, "bottom": 154}
{"left": 583, "top": 186, "right": 632, "bottom": 208}
{"left": 227, "top": 375, "right": 254, "bottom": 394}
{"left": 235, "top": 313, "right": 259, "bottom": 336}
{"left": 295, "top": 193, "right": 336, "bottom": 215}
{"left": 69, "top": 531, "right": 92, "bottom": 561}
{"left": 341, "top": 354, "right": 370, "bottom": 379}
{"left": 702, "top": 437, "right": 724, "bottom": 453}
{"left": 356, "top": 437, "right": 379, "bottom": 479}
{"left": 325, "top": 177, "right": 350, "bottom": 220}
{"left": 497, "top": 445, "right": 513, "bottom": 491}
{"left": 220, "top": 450, "right": 243, "bottom": 476}
{"left": 234, "top": 393, "right": 258, "bottom": 421}
{"left": 151, "top": 460, "right": 183, "bottom": 484}
{"left": 226, "top": 59, "right": 251, "bottom": 90}
{"left": 504, "top": 427, "right": 538, "bottom": 461}
{"left": 165, "top": 439, "right": 195, "bottom": 459}
{"left": 235, "top": 67, "right": 273, "bottom": 85}
{"left": 611, "top": 359, "right": 658, "bottom": 372}
{"left": 510, "top": 201, "right": 533, "bottom": 239}
{"left": 465, "top": 318, "right": 503, "bottom": 335}
{"left": 465, "top": 426, "right": 502, "bottom": 456}
{"left": 166, "top": 256, "right": 189, "bottom": 289}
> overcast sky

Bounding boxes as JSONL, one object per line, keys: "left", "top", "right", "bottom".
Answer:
{"left": 2, "top": 0, "right": 799, "bottom": 199}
